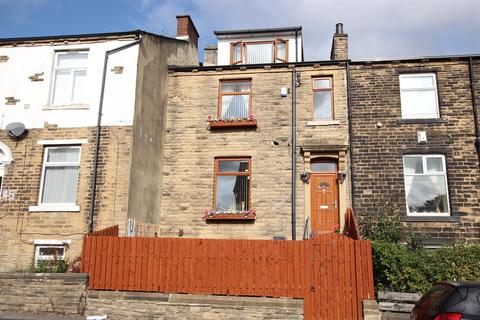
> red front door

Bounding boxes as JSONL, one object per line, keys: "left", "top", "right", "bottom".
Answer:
{"left": 311, "top": 173, "right": 339, "bottom": 232}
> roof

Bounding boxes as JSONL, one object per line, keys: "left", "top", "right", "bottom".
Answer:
{"left": 0, "top": 30, "right": 179, "bottom": 46}
{"left": 214, "top": 26, "right": 302, "bottom": 36}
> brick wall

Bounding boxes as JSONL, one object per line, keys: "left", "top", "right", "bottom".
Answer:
{"left": 0, "top": 273, "right": 88, "bottom": 314}
{"left": 86, "top": 291, "right": 303, "bottom": 320}
{"left": 158, "top": 65, "right": 349, "bottom": 239}
{"left": 349, "top": 60, "right": 480, "bottom": 243}
{"left": 0, "top": 125, "right": 132, "bottom": 271}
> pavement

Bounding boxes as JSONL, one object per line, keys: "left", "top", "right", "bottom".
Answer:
{"left": 0, "top": 313, "right": 85, "bottom": 320}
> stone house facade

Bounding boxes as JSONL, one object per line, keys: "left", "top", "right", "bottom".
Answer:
{"left": 151, "top": 25, "right": 352, "bottom": 240}
{"left": 349, "top": 57, "right": 480, "bottom": 244}
{"left": 0, "top": 17, "right": 199, "bottom": 271}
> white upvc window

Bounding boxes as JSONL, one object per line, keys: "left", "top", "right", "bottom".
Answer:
{"left": 34, "top": 244, "right": 66, "bottom": 267}
{"left": 39, "top": 146, "right": 81, "bottom": 206}
{"left": 51, "top": 51, "right": 88, "bottom": 106}
{"left": 403, "top": 155, "right": 450, "bottom": 216}
{"left": 399, "top": 73, "right": 439, "bottom": 119}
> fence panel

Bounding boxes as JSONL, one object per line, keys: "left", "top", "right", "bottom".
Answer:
{"left": 81, "top": 233, "right": 373, "bottom": 320}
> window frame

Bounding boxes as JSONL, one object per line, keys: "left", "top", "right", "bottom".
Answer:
{"left": 311, "top": 77, "right": 334, "bottom": 121}
{"left": 399, "top": 73, "right": 440, "bottom": 119}
{"left": 403, "top": 154, "right": 451, "bottom": 217}
{"left": 213, "top": 157, "right": 252, "bottom": 212}
{"left": 34, "top": 245, "right": 66, "bottom": 268}
{"left": 38, "top": 145, "right": 81, "bottom": 206}
{"left": 50, "top": 50, "right": 89, "bottom": 106}
{"left": 218, "top": 79, "right": 253, "bottom": 118}
{"left": 229, "top": 39, "right": 289, "bottom": 64}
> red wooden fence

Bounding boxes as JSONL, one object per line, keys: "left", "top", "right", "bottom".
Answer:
{"left": 90, "top": 225, "right": 119, "bottom": 236}
{"left": 343, "top": 208, "right": 361, "bottom": 240}
{"left": 81, "top": 233, "right": 374, "bottom": 319}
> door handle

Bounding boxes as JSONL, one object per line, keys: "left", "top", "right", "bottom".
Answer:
{"left": 333, "top": 201, "right": 337, "bottom": 208}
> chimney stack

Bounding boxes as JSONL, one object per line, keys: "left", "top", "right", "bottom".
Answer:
{"left": 203, "top": 45, "right": 218, "bottom": 66}
{"left": 176, "top": 15, "right": 199, "bottom": 48}
{"left": 330, "top": 23, "right": 348, "bottom": 60}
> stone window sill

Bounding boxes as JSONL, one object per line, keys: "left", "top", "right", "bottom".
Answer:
{"left": 402, "top": 216, "right": 460, "bottom": 222}
{"left": 43, "top": 104, "right": 89, "bottom": 110}
{"left": 29, "top": 204, "right": 80, "bottom": 212}
{"left": 306, "top": 120, "right": 340, "bottom": 127}
{"left": 396, "top": 118, "right": 447, "bottom": 125}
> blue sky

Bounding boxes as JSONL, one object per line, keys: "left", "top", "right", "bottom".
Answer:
{"left": 1, "top": 0, "right": 479, "bottom": 61}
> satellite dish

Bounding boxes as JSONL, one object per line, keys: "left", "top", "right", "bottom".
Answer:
{"left": 5, "top": 122, "right": 28, "bottom": 139}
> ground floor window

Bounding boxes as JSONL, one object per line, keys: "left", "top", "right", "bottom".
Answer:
{"left": 403, "top": 154, "right": 450, "bottom": 215}
{"left": 34, "top": 244, "right": 66, "bottom": 268}
{"left": 214, "top": 158, "right": 251, "bottom": 212}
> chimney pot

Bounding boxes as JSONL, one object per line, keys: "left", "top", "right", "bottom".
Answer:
{"left": 335, "top": 23, "right": 344, "bottom": 34}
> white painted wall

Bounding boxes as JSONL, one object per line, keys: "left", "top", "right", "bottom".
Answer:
{"left": 216, "top": 34, "right": 302, "bottom": 66}
{"left": 0, "top": 40, "right": 139, "bottom": 129}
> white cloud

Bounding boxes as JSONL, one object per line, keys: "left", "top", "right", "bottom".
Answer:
{"left": 127, "top": 0, "right": 480, "bottom": 60}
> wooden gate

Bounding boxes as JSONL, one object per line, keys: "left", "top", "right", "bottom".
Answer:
{"left": 81, "top": 232, "right": 373, "bottom": 319}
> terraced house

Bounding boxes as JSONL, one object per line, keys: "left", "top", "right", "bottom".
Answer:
{"left": 143, "top": 23, "right": 353, "bottom": 240}
{"left": 349, "top": 56, "right": 480, "bottom": 244}
{"left": 0, "top": 16, "right": 199, "bottom": 271}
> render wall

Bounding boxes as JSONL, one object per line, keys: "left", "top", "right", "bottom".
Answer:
{"left": 0, "top": 39, "right": 139, "bottom": 128}
{"left": 0, "top": 126, "right": 133, "bottom": 271}
{"left": 158, "top": 65, "right": 349, "bottom": 239}
{"left": 127, "top": 34, "right": 198, "bottom": 224}
{"left": 349, "top": 60, "right": 480, "bottom": 243}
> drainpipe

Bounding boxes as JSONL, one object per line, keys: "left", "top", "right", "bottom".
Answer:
{"left": 291, "top": 69, "right": 298, "bottom": 240}
{"left": 295, "top": 30, "right": 298, "bottom": 63}
{"left": 346, "top": 61, "right": 356, "bottom": 210}
{"left": 88, "top": 38, "right": 141, "bottom": 234}
{"left": 468, "top": 57, "right": 480, "bottom": 164}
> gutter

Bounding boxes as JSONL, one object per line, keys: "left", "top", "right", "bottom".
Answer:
{"left": 346, "top": 61, "right": 356, "bottom": 210}
{"left": 88, "top": 39, "right": 141, "bottom": 234}
{"left": 468, "top": 57, "right": 480, "bottom": 164}
{"left": 291, "top": 69, "right": 298, "bottom": 240}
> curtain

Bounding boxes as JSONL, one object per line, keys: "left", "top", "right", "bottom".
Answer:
{"left": 42, "top": 148, "right": 80, "bottom": 203}
{"left": 313, "top": 91, "right": 332, "bottom": 120}
{"left": 222, "top": 95, "right": 249, "bottom": 118}
{"left": 246, "top": 43, "right": 273, "bottom": 64}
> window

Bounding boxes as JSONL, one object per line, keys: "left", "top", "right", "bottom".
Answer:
{"left": 35, "top": 245, "right": 65, "bottom": 267}
{"left": 312, "top": 78, "right": 333, "bottom": 120}
{"left": 219, "top": 80, "right": 252, "bottom": 119}
{"left": 0, "top": 142, "right": 13, "bottom": 195}
{"left": 51, "top": 51, "right": 88, "bottom": 106}
{"left": 399, "top": 73, "right": 439, "bottom": 119}
{"left": 403, "top": 155, "right": 450, "bottom": 216}
{"left": 39, "top": 146, "right": 81, "bottom": 205}
{"left": 230, "top": 39, "right": 288, "bottom": 64}
{"left": 214, "top": 158, "right": 251, "bottom": 212}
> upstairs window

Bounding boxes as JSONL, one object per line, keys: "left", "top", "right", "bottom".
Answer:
{"left": 230, "top": 39, "right": 288, "bottom": 64}
{"left": 312, "top": 78, "right": 333, "bottom": 120}
{"left": 219, "top": 80, "right": 252, "bottom": 119}
{"left": 403, "top": 155, "right": 450, "bottom": 216}
{"left": 399, "top": 73, "right": 439, "bottom": 119}
{"left": 51, "top": 51, "right": 88, "bottom": 106}
{"left": 40, "top": 146, "right": 81, "bottom": 205}
{"left": 214, "top": 158, "right": 251, "bottom": 212}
